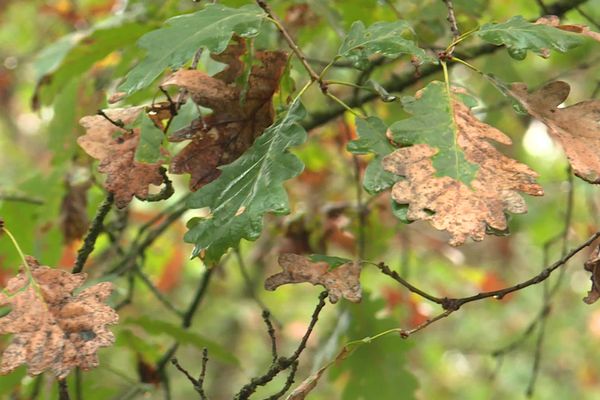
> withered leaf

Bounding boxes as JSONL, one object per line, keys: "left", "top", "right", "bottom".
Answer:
{"left": 0, "top": 257, "right": 118, "bottom": 378}
{"left": 383, "top": 81, "right": 543, "bottom": 246}
{"left": 584, "top": 246, "right": 600, "bottom": 304}
{"left": 59, "top": 175, "right": 91, "bottom": 244}
{"left": 78, "top": 107, "right": 165, "bottom": 208}
{"left": 265, "top": 253, "right": 361, "bottom": 303}
{"left": 509, "top": 81, "right": 600, "bottom": 183}
{"left": 162, "top": 40, "right": 287, "bottom": 190}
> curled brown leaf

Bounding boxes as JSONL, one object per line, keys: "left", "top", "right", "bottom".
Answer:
{"left": 265, "top": 253, "right": 361, "bottom": 303}
{"left": 584, "top": 245, "right": 600, "bottom": 304}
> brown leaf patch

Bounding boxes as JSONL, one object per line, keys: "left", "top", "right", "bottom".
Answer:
{"left": 265, "top": 254, "right": 361, "bottom": 303}
{"left": 78, "top": 107, "right": 165, "bottom": 208}
{"left": 510, "top": 81, "right": 600, "bottom": 183}
{"left": 584, "top": 246, "right": 600, "bottom": 304}
{"left": 0, "top": 256, "right": 118, "bottom": 378}
{"left": 162, "top": 41, "right": 287, "bottom": 190}
{"left": 383, "top": 96, "right": 543, "bottom": 246}
{"left": 59, "top": 175, "right": 91, "bottom": 244}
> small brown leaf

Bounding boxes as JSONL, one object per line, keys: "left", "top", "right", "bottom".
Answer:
{"left": 78, "top": 107, "right": 165, "bottom": 208}
{"left": 265, "top": 254, "right": 361, "bottom": 303}
{"left": 0, "top": 257, "right": 118, "bottom": 378}
{"left": 162, "top": 40, "right": 287, "bottom": 190}
{"left": 510, "top": 81, "right": 600, "bottom": 183}
{"left": 584, "top": 246, "right": 600, "bottom": 304}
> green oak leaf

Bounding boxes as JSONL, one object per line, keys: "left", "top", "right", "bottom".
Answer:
{"left": 118, "top": 4, "right": 265, "bottom": 96}
{"left": 388, "top": 81, "right": 478, "bottom": 185}
{"left": 477, "top": 16, "right": 583, "bottom": 58}
{"left": 184, "top": 100, "right": 307, "bottom": 264}
{"left": 329, "top": 294, "right": 418, "bottom": 400}
{"left": 337, "top": 20, "right": 435, "bottom": 69}
{"left": 347, "top": 116, "right": 399, "bottom": 194}
{"left": 309, "top": 254, "right": 353, "bottom": 269}
{"left": 134, "top": 113, "right": 164, "bottom": 164}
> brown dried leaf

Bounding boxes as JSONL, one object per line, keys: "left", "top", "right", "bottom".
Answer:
{"left": 383, "top": 85, "right": 543, "bottom": 246}
{"left": 509, "top": 81, "right": 600, "bottom": 183}
{"left": 59, "top": 175, "right": 91, "bottom": 244}
{"left": 584, "top": 246, "right": 600, "bottom": 304}
{"left": 78, "top": 107, "right": 165, "bottom": 208}
{"left": 0, "top": 256, "right": 118, "bottom": 378}
{"left": 162, "top": 40, "right": 287, "bottom": 190}
{"left": 265, "top": 254, "right": 361, "bottom": 303}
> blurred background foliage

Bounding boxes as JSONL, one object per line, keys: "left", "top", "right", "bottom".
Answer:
{"left": 1, "top": 0, "right": 600, "bottom": 399}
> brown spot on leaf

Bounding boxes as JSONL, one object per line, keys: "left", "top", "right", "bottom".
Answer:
{"left": 265, "top": 254, "right": 361, "bottom": 303}
{"left": 162, "top": 40, "right": 288, "bottom": 191}
{"left": 383, "top": 93, "right": 543, "bottom": 246}
{"left": 59, "top": 175, "right": 91, "bottom": 244}
{"left": 510, "top": 81, "right": 600, "bottom": 183}
{"left": 0, "top": 256, "right": 118, "bottom": 378}
{"left": 78, "top": 107, "right": 165, "bottom": 208}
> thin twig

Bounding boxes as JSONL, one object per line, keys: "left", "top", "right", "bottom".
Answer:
{"left": 262, "top": 310, "right": 278, "bottom": 363}
{"left": 234, "top": 291, "right": 328, "bottom": 400}
{"left": 535, "top": 0, "right": 551, "bottom": 14}
{"left": 58, "top": 379, "right": 70, "bottom": 400}
{"left": 442, "top": 0, "right": 461, "bottom": 40}
{"left": 72, "top": 193, "right": 114, "bottom": 274}
{"left": 171, "top": 355, "right": 209, "bottom": 400}
{"left": 134, "top": 266, "right": 184, "bottom": 317}
{"left": 576, "top": 5, "right": 600, "bottom": 29}
{"left": 256, "top": 0, "right": 328, "bottom": 93}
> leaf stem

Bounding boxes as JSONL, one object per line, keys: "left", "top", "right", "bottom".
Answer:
{"left": 326, "top": 92, "right": 366, "bottom": 119}
{"left": 1, "top": 227, "right": 30, "bottom": 273}
{"left": 450, "top": 56, "right": 484, "bottom": 74}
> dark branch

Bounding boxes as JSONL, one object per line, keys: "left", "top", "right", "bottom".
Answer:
{"left": 58, "top": 379, "right": 70, "bottom": 400}
{"left": 171, "top": 352, "right": 209, "bottom": 400}
{"left": 234, "top": 291, "right": 328, "bottom": 400}
{"left": 262, "top": 310, "right": 278, "bottom": 363}
{"left": 72, "top": 193, "right": 114, "bottom": 273}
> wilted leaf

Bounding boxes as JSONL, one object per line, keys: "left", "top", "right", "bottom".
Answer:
{"left": 184, "top": 100, "right": 307, "bottom": 264}
{"left": 509, "top": 81, "right": 600, "bottom": 183}
{"left": 118, "top": 4, "right": 265, "bottom": 96}
{"left": 78, "top": 107, "right": 165, "bottom": 208}
{"left": 163, "top": 41, "right": 287, "bottom": 190}
{"left": 337, "top": 21, "right": 434, "bottom": 69}
{"left": 477, "top": 16, "right": 583, "bottom": 58}
{"left": 286, "top": 362, "right": 329, "bottom": 400}
{"left": 0, "top": 257, "right": 118, "bottom": 378}
{"left": 59, "top": 175, "right": 91, "bottom": 244}
{"left": 584, "top": 246, "right": 600, "bottom": 304}
{"left": 265, "top": 253, "right": 361, "bottom": 303}
{"left": 347, "top": 116, "right": 399, "bottom": 194}
{"left": 383, "top": 81, "right": 543, "bottom": 245}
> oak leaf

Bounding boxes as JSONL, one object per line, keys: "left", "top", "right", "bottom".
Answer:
{"left": 383, "top": 81, "right": 543, "bottom": 246}
{"left": 509, "top": 81, "right": 600, "bottom": 183}
{"left": 162, "top": 40, "right": 287, "bottom": 190}
{"left": 78, "top": 107, "right": 165, "bottom": 208}
{"left": 535, "top": 15, "right": 600, "bottom": 43}
{"left": 584, "top": 246, "right": 600, "bottom": 304}
{"left": 265, "top": 253, "right": 361, "bottom": 303}
{"left": 0, "top": 256, "right": 118, "bottom": 378}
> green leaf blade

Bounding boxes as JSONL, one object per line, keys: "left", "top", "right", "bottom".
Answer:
{"left": 477, "top": 16, "right": 583, "bottom": 58}
{"left": 347, "top": 116, "right": 399, "bottom": 194}
{"left": 184, "top": 101, "right": 308, "bottom": 264}
{"left": 118, "top": 4, "right": 265, "bottom": 96}
{"left": 135, "top": 114, "right": 164, "bottom": 164}
{"left": 308, "top": 254, "right": 353, "bottom": 268}
{"left": 388, "top": 81, "right": 478, "bottom": 185}
{"left": 337, "top": 21, "right": 435, "bottom": 68}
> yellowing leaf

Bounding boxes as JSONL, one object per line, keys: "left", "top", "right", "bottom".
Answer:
{"left": 265, "top": 254, "right": 361, "bottom": 303}
{"left": 509, "top": 81, "right": 600, "bottom": 183}
{"left": 0, "top": 257, "right": 118, "bottom": 378}
{"left": 383, "top": 81, "right": 543, "bottom": 246}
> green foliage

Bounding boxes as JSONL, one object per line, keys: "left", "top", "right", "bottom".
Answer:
{"left": 347, "top": 116, "right": 398, "bottom": 194}
{"left": 308, "top": 254, "right": 353, "bottom": 268}
{"left": 184, "top": 100, "right": 307, "bottom": 264}
{"left": 126, "top": 317, "right": 239, "bottom": 364}
{"left": 330, "top": 296, "right": 418, "bottom": 400}
{"left": 118, "top": 4, "right": 265, "bottom": 96}
{"left": 337, "top": 20, "right": 435, "bottom": 69}
{"left": 387, "top": 81, "right": 479, "bottom": 185}
{"left": 477, "top": 16, "right": 583, "bottom": 58}
{"left": 135, "top": 114, "right": 164, "bottom": 164}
